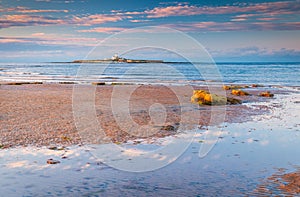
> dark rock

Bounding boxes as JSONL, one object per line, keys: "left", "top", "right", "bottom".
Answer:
{"left": 161, "top": 125, "right": 175, "bottom": 131}
{"left": 47, "top": 159, "right": 60, "bottom": 164}
{"left": 252, "top": 84, "right": 264, "bottom": 87}
{"left": 91, "top": 82, "right": 105, "bottom": 85}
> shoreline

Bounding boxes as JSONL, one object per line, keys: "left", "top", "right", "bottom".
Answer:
{"left": 0, "top": 83, "right": 290, "bottom": 148}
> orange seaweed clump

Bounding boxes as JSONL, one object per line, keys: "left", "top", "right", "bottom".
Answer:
{"left": 259, "top": 91, "right": 274, "bottom": 97}
{"left": 191, "top": 90, "right": 241, "bottom": 105}
{"left": 231, "top": 89, "right": 250, "bottom": 96}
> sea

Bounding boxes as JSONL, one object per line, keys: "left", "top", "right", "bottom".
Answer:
{"left": 0, "top": 62, "right": 299, "bottom": 86}
{"left": 0, "top": 61, "right": 300, "bottom": 196}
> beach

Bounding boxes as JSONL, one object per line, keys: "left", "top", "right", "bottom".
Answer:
{"left": 0, "top": 82, "right": 299, "bottom": 196}
{"left": 1, "top": 0, "right": 300, "bottom": 195}
{"left": 1, "top": 83, "right": 273, "bottom": 148}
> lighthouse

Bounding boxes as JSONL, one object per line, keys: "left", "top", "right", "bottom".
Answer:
{"left": 111, "top": 53, "right": 119, "bottom": 61}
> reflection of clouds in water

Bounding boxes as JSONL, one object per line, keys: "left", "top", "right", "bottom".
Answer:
{"left": 260, "top": 140, "right": 269, "bottom": 146}
{"left": 5, "top": 160, "right": 29, "bottom": 168}
{"left": 122, "top": 148, "right": 146, "bottom": 157}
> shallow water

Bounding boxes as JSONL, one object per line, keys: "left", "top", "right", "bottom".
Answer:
{"left": 0, "top": 87, "right": 299, "bottom": 196}
{"left": 0, "top": 62, "right": 299, "bottom": 86}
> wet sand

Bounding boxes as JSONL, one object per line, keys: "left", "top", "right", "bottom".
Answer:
{"left": 1, "top": 83, "right": 272, "bottom": 148}
{"left": 0, "top": 84, "right": 299, "bottom": 196}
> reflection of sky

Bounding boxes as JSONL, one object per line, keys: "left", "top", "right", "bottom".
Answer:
{"left": 0, "top": 88, "right": 299, "bottom": 195}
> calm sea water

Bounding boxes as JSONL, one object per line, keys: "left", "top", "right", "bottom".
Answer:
{"left": 0, "top": 62, "right": 299, "bottom": 86}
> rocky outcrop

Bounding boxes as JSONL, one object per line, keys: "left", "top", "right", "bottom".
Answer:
{"left": 231, "top": 89, "right": 250, "bottom": 96}
{"left": 91, "top": 82, "right": 105, "bottom": 85}
{"left": 259, "top": 91, "right": 274, "bottom": 97}
{"left": 223, "top": 85, "right": 249, "bottom": 90}
{"left": 191, "top": 90, "right": 242, "bottom": 105}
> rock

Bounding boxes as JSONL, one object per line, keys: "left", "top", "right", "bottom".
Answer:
{"left": 59, "top": 82, "right": 76, "bottom": 84}
{"left": 259, "top": 91, "right": 274, "bottom": 97}
{"left": 57, "top": 146, "right": 65, "bottom": 150}
{"left": 231, "top": 89, "right": 250, "bottom": 96}
{"left": 223, "top": 85, "right": 231, "bottom": 90}
{"left": 252, "top": 84, "right": 264, "bottom": 87}
{"left": 48, "top": 146, "right": 58, "bottom": 150}
{"left": 223, "top": 85, "right": 249, "bottom": 90}
{"left": 32, "top": 82, "right": 43, "bottom": 84}
{"left": 91, "top": 82, "right": 105, "bottom": 85}
{"left": 0, "top": 144, "right": 11, "bottom": 149}
{"left": 227, "top": 97, "right": 242, "bottom": 105}
{"left": 191, "top": 90, "right": 241, "bottom": 105}
{"left": 111, "top": 82, "right": 133, "bottom": 85}
{"left": 5, "top": 82, "right": 30, "bottom": 85}
{"left": 49, "top": 146, "right": 65, "bottom": 151}
{"left": 61, "top": 136, "right": 71, "bottom": 141}
{"left": 161, "top": 125, "right": 175, "bottom": 131}
{"left": 47, "top": 159, "right": 60, "bottom": 164}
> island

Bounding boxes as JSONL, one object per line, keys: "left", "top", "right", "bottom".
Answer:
{"left": 72, "top": 54, "right": 164, "bottom": 63}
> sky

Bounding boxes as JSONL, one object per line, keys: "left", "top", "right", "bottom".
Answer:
{"left": 0, "top": 0, "right": 300, "bottom": 62}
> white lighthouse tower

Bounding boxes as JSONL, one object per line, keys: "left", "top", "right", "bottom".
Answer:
{"left": 111, "top": 53, "right": 119, "bottom": 60}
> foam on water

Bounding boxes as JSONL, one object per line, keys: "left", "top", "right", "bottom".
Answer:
{"left": 0, "top": 62, "right": 299, "bottom": 86}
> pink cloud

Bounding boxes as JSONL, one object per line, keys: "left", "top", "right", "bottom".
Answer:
{"left": 231, "top": 18, "right": 247, "bottom": 22}
{"left": 257, "top": 17, "right": 279, "bottom": 21}
{"left": 78, "top": 27, "right": 125, "bottom": 33}
{"left": 0, "top": 6, "right": 68, "bottom": 13}
{"left": 123, "top": 11, "right": 143, "bottom": 15}
{"left": 0, "top": 37, "right": 29, "bottom": 43}
{"left": 31, "top": 32, "right": 45, "bottom": 36}
{"left": 71, "top": 14, "right": 125, "bottom": 26}
{"left": 168, "top": 21, "right": 300, "bottom": 32}
{"left": 0, "top": 14, "right": 65, "bottom": 28}
{"left": 130, "top": 19, "right": 151, "bottom": 23}
{"left": 145, "top": 1, "right": 300, "bottom": 18}
{"left": 0, "top": 34, "right": 99, "bottom": 46}
{"left": 0, "top": 13, "right": 126, "bottom": 28}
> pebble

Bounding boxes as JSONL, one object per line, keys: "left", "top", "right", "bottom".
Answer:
{"left": 47, "top": 159, "right": 60, "bottom": 164}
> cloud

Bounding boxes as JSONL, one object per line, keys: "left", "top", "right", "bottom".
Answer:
{"left": 144, "top": 1, "right": 300, "bottom": 18}
{"left": 78, "top": 27, "right": 126, "bottom": 33}
{"left": 102, "top": 1, "right": 300, "bottom": 32}
{"left": 0, "top": 1, "right": 299, "bottom": 33}
{"left": 0, "top": 14, "right": 66, "bottom": 28}
{"left": 0, "top": 6, "right": 68, "bottom": 13}
{"left": 0, "top": 37, "right": 29, "bottom": 43}
{"left": 0, "top": 5, "right": 124, "bottom": 28}
{"left": 129, "top": 19, "right": 151, "bottom": 23}
{"left": 71, "top": 14, "right": 125, "bottom": 26}
{"left": 168, "top": 21, "right": 300, "bottom": 32}
{"left": 0, "top": 13, "right": 126, "bottom": 28}
{"left": 31, "top": 32, "right": 45, "bottom": 36}
{"left": 257, "top": 18, "right": 279, "bottom": 21}
{"left": 208, "top": 46, "right": 300, "bottom": 61}
{"left": 0, "top": 34, "right": 99, "bottom": 47}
